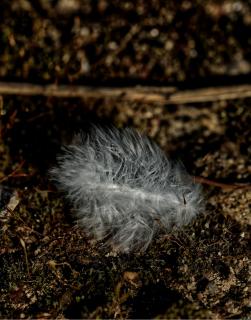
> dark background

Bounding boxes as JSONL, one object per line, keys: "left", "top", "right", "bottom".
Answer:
{"left": 0, "top": 1, "right": 250, "bottom": 318}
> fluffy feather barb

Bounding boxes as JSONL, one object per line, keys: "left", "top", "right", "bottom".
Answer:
{"left": 51, "top": 125, "right": 203, "bottom": 252}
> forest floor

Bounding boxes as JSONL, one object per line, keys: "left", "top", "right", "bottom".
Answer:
{"left": 0, "top": 0, "right": 251, "bottom": 319}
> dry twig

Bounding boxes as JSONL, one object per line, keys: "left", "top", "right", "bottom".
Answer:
{"left": 1, "top": 81, "right": 251, "bottom": 104}
{"left": 194, "top": 176, "right": 251, "bottom": 191}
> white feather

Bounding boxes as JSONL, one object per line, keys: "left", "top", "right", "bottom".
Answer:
{"left": 51, "top": 125, "right": 203, "bottom": 252}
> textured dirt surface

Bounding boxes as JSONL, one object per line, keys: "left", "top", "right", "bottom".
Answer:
{"left": 0, "top": 1, "right": 251, "bottom": 319}
{"left": 1, "top": 0, "right": 251, "bottom": 84}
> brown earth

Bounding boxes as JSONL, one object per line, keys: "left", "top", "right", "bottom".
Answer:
{"left": 0, "top": 1, "right": 251, "bottom": 319}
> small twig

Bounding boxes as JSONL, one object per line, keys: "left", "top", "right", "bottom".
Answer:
{"left": 20, "top": 237, "right": 30, "bottom": 276}
{"left": 26, "top": 111, "right": 53, "bottom": 122}
{"left": 0, "top": 160, "right": 29, "bottom": 183}
{"left": 1, "top": 81, "right": 251, "bottom": 104}
{"left": 194, "top": 176, "right": 251, "bottom": 190}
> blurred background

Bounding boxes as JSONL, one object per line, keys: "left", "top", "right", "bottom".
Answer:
{"left": 1, "top": 0, "right": 251, "bottom": 84}
{"left": 0, "top": 1, "right": 250, "bottom": 319}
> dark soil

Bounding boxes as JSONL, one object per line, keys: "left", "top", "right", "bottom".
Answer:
{"left": 0, "top": 1, "right": 250, "bottom": 319}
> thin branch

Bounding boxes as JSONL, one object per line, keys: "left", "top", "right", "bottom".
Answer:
{"left": 1, "top": 81, "right": 251, "bottom": 104}
{"left": 194, "top": 176, "right": 251, "bottom": 190}
{"left": 0, "top": 160, "right": 28, "bottom": 183}
{"left": 20, "top": 237, "right": 30, "bottom": 276}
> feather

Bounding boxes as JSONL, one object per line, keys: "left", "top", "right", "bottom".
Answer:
{"left": 51, "top": 125, "right": 203, "bottom": 252}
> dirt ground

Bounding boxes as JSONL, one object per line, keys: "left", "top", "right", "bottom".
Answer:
{"left": 0, "top": 1, "right": 251, "bottom": 319}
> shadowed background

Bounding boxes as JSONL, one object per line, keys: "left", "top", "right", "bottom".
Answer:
{"left": 0, "top": 1, "right": 250, "bottom": 319}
